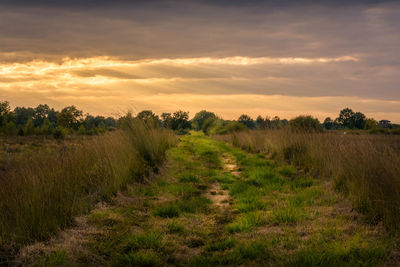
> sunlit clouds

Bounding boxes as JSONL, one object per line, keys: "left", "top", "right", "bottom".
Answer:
{"left": 0, "top": 0, "right": 400, "bottom": 121}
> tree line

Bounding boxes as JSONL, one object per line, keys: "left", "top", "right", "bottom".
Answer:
{"left": 0, "top": 101, "right": 398, "bottom": 138}
{"left": 0, "top": 101, "right": 117, "bottom": 138}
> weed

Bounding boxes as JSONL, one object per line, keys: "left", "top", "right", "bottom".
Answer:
{"left": 153, "top": 204, "right": 180, "bottom": 218}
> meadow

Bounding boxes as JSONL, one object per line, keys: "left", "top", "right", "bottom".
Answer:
{"left": 0, "top": 118, "right": 176, "bottom": 261}
{"left": 216, "top": 130, "right": 400, "bottom": 232}
{"left": 0, "top": 114, "right": 399, "bottom": 266}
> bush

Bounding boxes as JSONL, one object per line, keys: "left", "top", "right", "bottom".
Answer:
{"left": 289, "top": 115, "right": 322, "bottom": 132}
{"left": 53, "top": 126, "right": 66, "bottom": 139}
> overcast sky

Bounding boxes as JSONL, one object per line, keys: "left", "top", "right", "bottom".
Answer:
{"left": 0, "top": 0, "right": 399, "bottom": 121}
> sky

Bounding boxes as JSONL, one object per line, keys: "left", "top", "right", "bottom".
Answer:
{"left": 0, "top": 0, "right": 399, "bottom": 122}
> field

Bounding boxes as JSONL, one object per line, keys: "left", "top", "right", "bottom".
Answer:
{"left": 1, "top": 130, "right": 398, "bottom": 266}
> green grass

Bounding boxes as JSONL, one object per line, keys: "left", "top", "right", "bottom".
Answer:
{"left": 178, "top": 173, "right": 201, "bottom": 183}
{"left": 153, "top": 203, "right": 180, "bottom": 218}
{"left": 112, "top": 251, "right": 161, "bottom": 267}
{"left": 26, "top": 131, "right": 395, "bottom": 266}
{"left": 39, "top": 250, "right": 70, "bottom": 267}
{"left": 166, "top": 220, "right": 185, "bottom": 234}
{"left": 226, "top": 212, "right": 266, "bottom": 233}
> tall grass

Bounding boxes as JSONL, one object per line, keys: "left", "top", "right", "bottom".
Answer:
{"left": 216, "top": 130, "right": 400, "bottom": 233}
{"left": 0, "top": 118, "right": 176, "bottom": 258}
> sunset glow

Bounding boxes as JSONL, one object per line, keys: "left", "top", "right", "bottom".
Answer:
{"left": 0, "top": 1, "right": 399, "bottom": 121}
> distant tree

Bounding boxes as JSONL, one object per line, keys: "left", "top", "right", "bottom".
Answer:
{"left": 171, "top": 110, "right": 191, "bottom": 131}
{"left": 0, "top": 101, "right": 12, "bottom": 127}
{"left": 201, "top": 117, "right": 217, "bottom": 134}
{"left": 137, "top": 110, "right": 157, "bottom": 121}
{"left": 40, "top": 118, "right": 52, "bottom": 135}
{"left": 161, "top": 113, "right": 172, "bottom": 128}
{"left": 192, "top": 110, "right": 216, "bottom": 131}
{"left": 33, "top": 104, "right": 50, "bottom": 127}
{"left": 323, "top": 117, "right": 337, "bottom": 130}
{"left": 24, "top": 119, "right": 35, "bottom": 135}
{"left": 57, "top": 106, "right": 83, "bottom": 129}
{"left": 352, "top": 112, "right": 366, "bottom": 129}
{"left": 271, "top": 116, "right": 282, "bottom": 129}
{"left": 364, "top": 118, "right": 379, "bottom": 130}
{"left": 14, "top": 107, "right": 35, "bottom": 127}
{"left": 336, "top": 108, "right": 366, "bottom": 129}
{"left": 255, "top": 115, "right": 266, "bottom": 129}
{"left": 104, "top": 117, "right": 116, "bottom": 128}
{"left": 4, "top": 121, "right": 18, "bottom": 136}
{"left": 289, "top": 115, "right": 322, "bottom": 132}
{"left": 136, "top": 110, "right": 159, "bottom": 127}
{"left": 337, "top": 108, "right": 355, "bottom": 128}
{"left": 238, "top": 114, "right": 256, "bottom": 129}
{"left": 47, "top": 108, "right": 58, "bottom": 127}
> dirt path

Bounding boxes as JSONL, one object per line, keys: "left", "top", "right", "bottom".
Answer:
{"left": 18, "top": 132, "right": 395, "bottom": 266}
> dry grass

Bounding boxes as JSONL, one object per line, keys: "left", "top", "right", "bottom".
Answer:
{"left": 216, "top": 130, "right": 400, "bottom": 233}
{"left": 0, "top": 118, "right": 176, "bottom": 260}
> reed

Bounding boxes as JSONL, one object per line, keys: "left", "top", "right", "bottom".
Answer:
{"left": 0, "top": 118, "right": 176, "bottom": 258}
{"left": 216, "top": 130, "right": 400, "bottom": 233}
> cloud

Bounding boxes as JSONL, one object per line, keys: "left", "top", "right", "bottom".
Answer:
{"left": 0, "top": 1, "right": 399, "bottom": 121}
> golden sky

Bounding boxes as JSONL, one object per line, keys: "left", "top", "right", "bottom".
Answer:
{"left": 1, "top": 1, "right": 400, "bottom": 121}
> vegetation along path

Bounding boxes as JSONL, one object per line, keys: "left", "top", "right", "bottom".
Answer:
{"left": 20, "top": 132, "right": 395, "bottom": 266}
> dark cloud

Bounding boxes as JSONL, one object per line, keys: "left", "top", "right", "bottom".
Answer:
{"left": 0, "top": 0, "right": 399, "bottom": 119}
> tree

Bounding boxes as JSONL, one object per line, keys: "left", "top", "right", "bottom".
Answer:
{"left": 352, "top": 112, "right": 366, "bottom": 129}
{"left": 47, "top": 108, "right": 58, "bottom": 128}
{"left": 337, "top": 108, "right": 355, "bottom": 128}
{"left": 14, "top": 107, "right": 35, "bottom": 127}
{"left": 57, "top": 106, "right": 83, "bottom": 129}
{"left": 0, "top": 101, "right": 12, "bottom": 127}
{"left": 336, "top": 108, "right": 366, "bottom": 129}
{"left": 364, "top": 118, "right": 379, "bottom": 130}
{"left": 289, "top": 115, "right": 322, "bottom": 132}
{"left": 24, "top": 119, "right": 35, "bottom": 135}
{"left": 4, "top": 121, "right": 17, "bottom": 136}
{"left": 271, "top": 116, "right": 282, "bottom": 129}
{"left": 255, "top": 115, "right": 267, "bottom": 129}
{"left": 323, "top": 117, "right": 338, "bottom": 130}
{"left": 192, "top": 110, "right": 216, "bottom": 131}
{"left": 33, "top": 104, "right": 50, "bottom": 127}
{"left": 238, "top": 114, "right": 256, "bottom": 129}
{"left": 161, "top": 113, "right": 172, "bottom": 128}
{"left": 40, "top": 118, "right": 52, "bottom": 135}
{"left": 136, "top": 110, "right": 159, "bottom": 127}
{"left": 171, "top": 110, "right": 191, "bottom": 131}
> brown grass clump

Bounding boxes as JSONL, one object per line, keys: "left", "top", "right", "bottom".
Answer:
{"left": 0, "top": 118, "right": 176, "bottom": 259}
{"left": 216, "top": 130, "right": 400, "bottom": 233}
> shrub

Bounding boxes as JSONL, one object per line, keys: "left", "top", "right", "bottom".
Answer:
{"left": 289, "top": 115, "right": 322, "bottom": 132}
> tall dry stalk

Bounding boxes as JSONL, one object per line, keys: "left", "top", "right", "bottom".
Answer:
{"left": 217, "top": 130, "right": 400, "bottom": 232}
{"left": 0, "top": 119, "right": 176, "bottom": 258}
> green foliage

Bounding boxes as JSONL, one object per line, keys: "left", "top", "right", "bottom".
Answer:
{"left": 170, "top": 110, "right": 191, "bottom": 131}
{"left": 289, "top": 115, "right": 322, "bottom": 132}
{"left": 364, "top": 118, "right": 379, "bottom": 130}
{"left": 192, "top": 110, "right": 216, "bottom": 130}
{"left": 336, "top": 108, "right": 366, "bottom": 129}
{"left": 57, "top": 106, "right": 83, "bottom": 129}
{"left": 238, "top": 114, "right": 256, "bottom": 129}
{"left": 136, "top": 110, "right": 160, "bottom": 128}
{"left": 53, "top": 126, "right": 66, "bottom": 139}
{"left": 24, "top": 119, "right": 35, "bottom": 135}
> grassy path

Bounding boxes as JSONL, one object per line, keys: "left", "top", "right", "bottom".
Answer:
{"left": 23, "top": 132, "right": 393, "bottom": 266}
